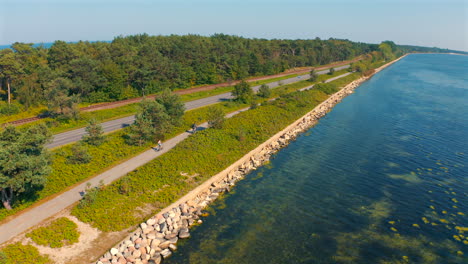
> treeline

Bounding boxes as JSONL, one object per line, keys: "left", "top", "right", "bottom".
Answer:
{"left": 399, "top": 45, "right": 468, "bottom": 55}
{"left": 0, "top": 34, "right": 378, "bottom": 111}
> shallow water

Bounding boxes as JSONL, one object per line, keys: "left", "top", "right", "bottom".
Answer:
{"left": 166, "top": 54, "right": 468, "bottom": 264}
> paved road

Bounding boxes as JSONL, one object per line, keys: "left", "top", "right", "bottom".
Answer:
{"left": 0, "top": 108, "right": 251, "bottom": 245}
{"left": 46, "top": 65, "right": 349, "bottom": 149}
{"left": 0, "top": 70, "right": 353, "bottom": 245}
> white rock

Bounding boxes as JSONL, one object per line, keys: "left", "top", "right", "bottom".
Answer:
{"left": 147, "top": 218, "right": 156, "bottom": 226}
{"left": 110, "top": 248, "right": 119, "bottom": 256}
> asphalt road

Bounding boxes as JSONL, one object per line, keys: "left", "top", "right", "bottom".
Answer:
{"left": 0, "top": 69, "right": 354, "bottom": 245}
{"left": 46, "top": 65, "right": 349, "bottom": 149}
{"left": 0, "top": 107, "right": 252, "bottom": 245}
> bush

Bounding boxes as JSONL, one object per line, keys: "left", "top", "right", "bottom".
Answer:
{"left": 0, "top": 243, "right": 50, "bottom": 264}
{"left": 0, "top": 102, "right": 21, "bottom": 116}
{"left": 25, "top": 217, "right": 79, "bottom": 248}
{"left": 257, "top": 84, "right": 271, "bottom": 98}
{"left": 67, "top": 143, "right": 92, "bottom": 164}
{"left": 206, "top": 105, "right": 226, "bottom": 129}
{"left": 232, "top": 81, "right": 253, "bottom": 103}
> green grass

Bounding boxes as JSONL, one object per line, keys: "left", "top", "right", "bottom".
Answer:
{"left": 0, "top": 102, "right": 247, "bottom": 222}
{"left": 249, "top": 73, "right": 299, "bottom": 86}
{"left": 0, "top": 105, "right": 48, "bottom": 124}
{"left": 0, "top": 243, "right": 50, "bottom": 264}
{"left": 71, "top": 74, "right": 363, "bottom": 231}
{"left": 25, "top": 217, "right": 79, "bottom": 248}
{"left": 0, "top": 70, "right": 357, "bottom": 223}
{"left": 179, "top": 85, "right": 234, "bottom": 102}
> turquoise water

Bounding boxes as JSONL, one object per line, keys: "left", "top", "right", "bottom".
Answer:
{"left": 166, "top": 54, "right": 468, "bottom": 264}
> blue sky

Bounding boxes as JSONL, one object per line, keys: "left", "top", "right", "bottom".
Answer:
{"left": 0, "top": 0, "right": 467, "bottom": 51}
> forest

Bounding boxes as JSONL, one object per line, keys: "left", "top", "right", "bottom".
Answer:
{"left": 0, "top": 34, "right": 382, "bottom": 114}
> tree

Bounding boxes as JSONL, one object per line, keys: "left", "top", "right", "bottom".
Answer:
{"left": 328, "top": 67, "right": 335, "bottom": 75}
{"left": 206, "top": 105, "right": 225, "bottom": 129}
{"left": 128, "top": 99, "right": 171, "bottom": 145}
{"left": 155, "top": 89, "right": 185, "bottom": 126}
{"left": 0, "top": 124, "right": 51, "bottom": 210}
{"left": 68, "top": 143, "right": 92, "bottom": 164}
{"left": 82, "top": 119, "right": 105, "bottom": 146}
{"left": 257, "top": 84, "right": 271, "bottom": 98}
{"left": 232, "top": 80, "right": 253, "bottom": 103}
{"left": 0, "top": 49, "right": 23, "bottom": 105}
{"left": 308, "top": 69, "right": 318, "bottom": 82}
{"left": 128, "top": 114, "right": 154, "bottom": 146}
{"left": 46, "top": 77, "right": 80, "bottom": 119}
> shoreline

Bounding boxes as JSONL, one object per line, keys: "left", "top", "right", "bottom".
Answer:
{"left": 95, "top": 54, "right": 407, "bottom": 264}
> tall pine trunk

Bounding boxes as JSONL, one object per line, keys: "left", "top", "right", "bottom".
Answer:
{"left": 7, "top": 79, "right": 11, "bottom": 105}
{"left": 1, "top": 189, "right": 12, "bottom": 210}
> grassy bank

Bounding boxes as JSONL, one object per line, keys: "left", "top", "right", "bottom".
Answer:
{"left": 0, "top": 70, "right": 353, "bottom": 223}
{"left": 71, "top": 74, "right": 360, "bottom": 231}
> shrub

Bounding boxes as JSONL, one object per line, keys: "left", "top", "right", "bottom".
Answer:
{"left": 232, "top": 81, "right": 253, "bottom": 103}
{"left": 67, "top": 143, "right": 92, "bottom": 164}
{"left": 25, "top": 217, "right": 79, "bottom": 248}
{"left": 257, "top": 84, "right": 271, "bottom": 98}
{"left": 206, "top": 105, "right": 226, "bottom": 129}
{"left": 0, "top": 102, "right": 21, "bottom": 116}
{"left": 0, "top": 243, "right": 50, "bottom": 264}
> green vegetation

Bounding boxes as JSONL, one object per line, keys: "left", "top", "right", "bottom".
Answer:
{"left": 25, "top": 217, "right": 79, "bottom": 248}
{"left": 0, "top": 67, "right": 362, "bottom": 221}
{"left": 257, "top": 84, "right": 271, "bottom": 98}
{"left": 206, "top": 105, "right": 226, "bottom": 129}
{"left": 129, "top": 90, "right": 185, "bottom": 145}
{"left": 67, "top": 143, "right": 92, "bottom": 164}
{"left": 0, "top": 124, "right": 51, "bottom": 210}
{"left": 0, "top": 101, "right": 247, "bottom": 221}
{"left": 70, "top": 76, "right": 357, "bottom": 231}
{"left": 249, "top": 73, "right": 298, "bottom": 86}
{"left": 309, "top": 69, "right": 318, "bottom": 82}
{"left": 0, "top": 243, "right": 50, "bottom": 264}
{"left": 178, "top": 85, "right": 234, "bottom": 102}
{"left": 82, "top": 118, "right": 105, "bottom": 146}
{"left": 0, "top": 35, "right": 376, "bottom": 115}
{"left": 232, "top": 81, "right": 254, "bottom": 103}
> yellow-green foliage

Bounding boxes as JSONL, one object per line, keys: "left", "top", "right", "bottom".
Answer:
{"left": 71, "top": 88, "right": 331, "bottom": 231}
{"left": 0, "top": 243, "right": 50, "bottom": 264}
{"left": 0, "top": 103, "right": 246, "bottom": 222}
{"left": 0, "top": 71, "right": 357, "bottom": 223}
{"left": 25, "top": 217, "right": 79, "bottom": 248}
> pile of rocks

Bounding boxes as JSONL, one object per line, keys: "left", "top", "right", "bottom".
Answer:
{"left": 95, "top": 74, "right": 370, "bottom": 264}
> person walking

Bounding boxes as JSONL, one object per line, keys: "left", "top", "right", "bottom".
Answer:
{"left": 191, "top": 123, "right": 197, "bottom": 134}
{"left": 157, "top": 140, "right": 163, "bottom": 151}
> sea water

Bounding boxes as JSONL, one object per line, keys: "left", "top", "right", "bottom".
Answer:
{"left": 166, "top": 54, "right": 468, "bottom": 264}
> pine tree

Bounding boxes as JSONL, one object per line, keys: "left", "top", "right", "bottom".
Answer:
{"left": 83, "top": 118, "right": 105, "bottom": 146}
{"left": 0, "top": 124, "right": 51, "bottom": 210}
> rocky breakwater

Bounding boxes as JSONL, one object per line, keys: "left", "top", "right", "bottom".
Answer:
{"left": 95, "top": 56, "right": 404, "bottom": 264}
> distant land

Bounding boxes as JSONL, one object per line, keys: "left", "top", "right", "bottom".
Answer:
{"left": 1, "top": 39, "right": 467, "bottom": 55}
